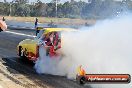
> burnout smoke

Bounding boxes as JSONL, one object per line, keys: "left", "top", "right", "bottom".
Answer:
{"left": 35, "top": 14, "right": 132, "bottom": 88}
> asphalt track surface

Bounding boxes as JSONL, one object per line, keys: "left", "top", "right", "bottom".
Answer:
{"left": 0, "top": 28, "right": 91, "bottom": 88}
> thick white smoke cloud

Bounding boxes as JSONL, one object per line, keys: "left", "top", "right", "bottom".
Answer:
{"left": 35, "top": 14, "right": 132, "bottom": 88}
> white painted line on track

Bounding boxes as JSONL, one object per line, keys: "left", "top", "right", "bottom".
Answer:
{"left": 5, "top": 31, "right": 36, "bottom": 38}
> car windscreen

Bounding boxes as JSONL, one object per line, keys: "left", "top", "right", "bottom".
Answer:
{"left": 36, "top": 30, "right": 44, "bottom": 39}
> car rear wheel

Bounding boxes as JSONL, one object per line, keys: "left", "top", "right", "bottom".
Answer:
{"left": 79, "top": 76, "right": 86, "bottom": 85}
{"left": 76, "top": 75, "right": 86, "bottom": 85}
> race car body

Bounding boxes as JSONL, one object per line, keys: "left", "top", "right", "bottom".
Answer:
{"left": 17, "top": 28, "right": 76, "bottom": 62}
{"left": 18, "top": 39, "right": 38, "bottom": 61}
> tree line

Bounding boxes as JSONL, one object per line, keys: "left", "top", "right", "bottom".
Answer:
{"left": 0, "top": 0, "right": 132, "bottom": 19}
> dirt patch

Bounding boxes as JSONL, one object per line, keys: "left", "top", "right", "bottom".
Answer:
{"left": 4, "top": 16, "right": 96, "bottom": 25}
{"left": 0, "top": 58, "right": 48, "bottom": 88}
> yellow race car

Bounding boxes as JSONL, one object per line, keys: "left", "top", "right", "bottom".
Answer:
{"left": 17, "top": 28, "right": 76, "bottom": 62}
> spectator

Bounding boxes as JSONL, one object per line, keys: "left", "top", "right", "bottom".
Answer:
{"left": 35, "top": 18, "right": 38, "bottom": 29}
{"left": 2, "top": 17, "right": 5, "bottom": 21}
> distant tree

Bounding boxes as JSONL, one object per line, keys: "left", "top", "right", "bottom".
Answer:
{"left": 51, "top": 0, "right": 60, "bottom": 3}
{"left": 1, "top": 0, "right": 132, "bottom": 19}
{"left": 82, "top": 0, "right": 102, "bottom": 19}
{"left": 46, "top": 3, "right": 56, "bottom": 17}
{"left": 11, "top": 0, "right": 30, "bottom": 16}
{"left": 4, "top": 0, "right": 7, "bottom": 3}
{"left": 56, "top": 3, "right": 63, "bottom": 17}
{"left": 15, "top": 0, "right": 29, "bottom": 4}
{"left": 61, "top": 1, "right": 71, "bottom": 17}
{"left": 122, "top": 0, "right": 132, "bottom": 11}
{"left": 35, "top": 1, "right": 47, "bottom": 16}
{"left": 0, "top": 2, "right": 10, "bottom": 16}
{"left": 76, "top": 1, "right": 86, "bottom": 17}
{"left": 15, "top": 4, "right": 30, "bottom": 16}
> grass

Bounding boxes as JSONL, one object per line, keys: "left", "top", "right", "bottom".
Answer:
{"left": 4, "top": 16, "right": 96, "bottom": 25}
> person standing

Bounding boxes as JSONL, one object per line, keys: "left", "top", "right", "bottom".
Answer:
{"left": 35, "top": 18, "right": 38, "bottom": 29}
{"left": 2, "top": 17, "right": 5, "bottom": 21}
{"left": 35, "top": 18, "right": 39, "bottom": 35}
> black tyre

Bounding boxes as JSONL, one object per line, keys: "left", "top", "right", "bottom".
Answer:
{"left": 79, "top": 76, "right": 86, "bottom": 85}
{"left": 0, "top": 28, "right": 3, "bottom": 32}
